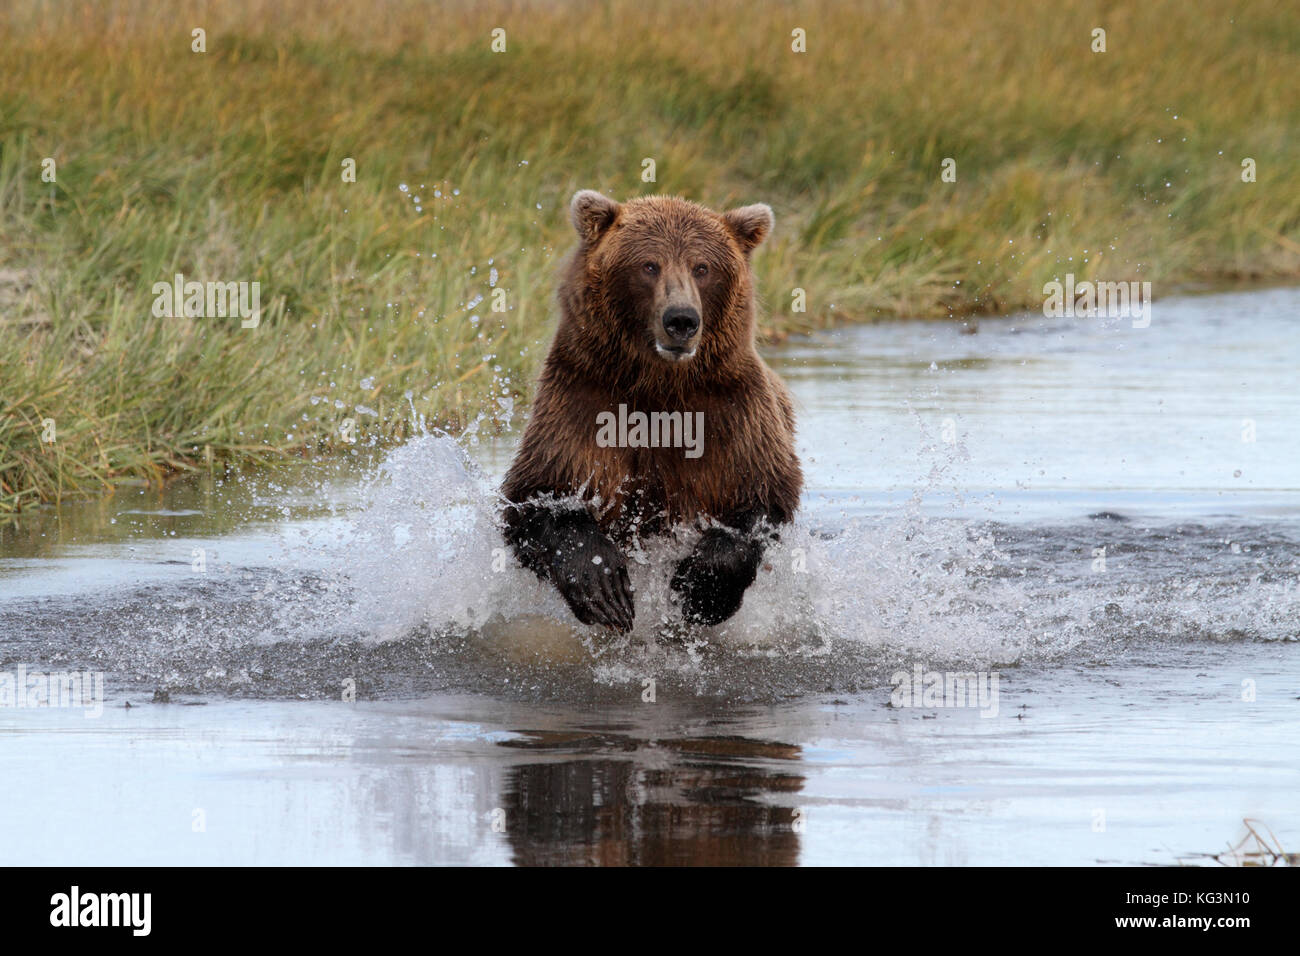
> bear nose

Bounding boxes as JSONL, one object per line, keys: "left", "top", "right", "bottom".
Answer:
{"left": 662, "top": 306, "right": 700, "bottom": 342}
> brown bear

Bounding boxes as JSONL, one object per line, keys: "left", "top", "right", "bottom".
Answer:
{"left": 501, "top": 190, "right": 803, "bottom": 631}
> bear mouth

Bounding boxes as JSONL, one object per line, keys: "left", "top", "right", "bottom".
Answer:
{"left": 654, "top": 342, "right": 697, "bottom": 363}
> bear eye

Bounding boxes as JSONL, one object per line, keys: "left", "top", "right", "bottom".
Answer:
{"left": 692, "top": 264, "right": 709, "bottom": 279}
{"left": 643, "top": 262, "right": 659, "bottom": 276}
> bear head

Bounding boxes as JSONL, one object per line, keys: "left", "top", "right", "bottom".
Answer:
{"left": 561, "top": 190, "right": 773, "bottom": 379}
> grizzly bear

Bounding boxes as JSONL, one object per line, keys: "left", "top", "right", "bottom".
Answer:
{"left": 500, "top": 190, "right": 803, "bottom": 631}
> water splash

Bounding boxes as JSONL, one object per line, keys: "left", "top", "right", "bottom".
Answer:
{"left": 2, "top": 429, "right": 1295, "bottom": 703}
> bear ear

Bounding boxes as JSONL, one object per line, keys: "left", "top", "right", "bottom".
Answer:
{"left": 570, "top": 190, "right": 621, "bottom": 245}
{"left": 721, "top": 203, "right": 774, "bottom": 254}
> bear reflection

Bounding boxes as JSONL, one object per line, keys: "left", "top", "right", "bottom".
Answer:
{"left": 499, "top": 732, "right": 803, "bottom": 866}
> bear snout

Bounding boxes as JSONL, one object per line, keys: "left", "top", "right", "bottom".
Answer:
{"left": 656, "top": 306, "right": 701, "bottom": 360}
{"left": 662, "top": 306, "right": 700, "bottom": 342}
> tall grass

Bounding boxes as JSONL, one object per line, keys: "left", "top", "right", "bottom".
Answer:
{"left": 2, "top": 0, "right": 1298, "bottom": 511}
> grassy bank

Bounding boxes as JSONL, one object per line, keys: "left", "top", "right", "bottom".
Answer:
{"left": 2, "top": 0, "right": 1298, "bottom": 512}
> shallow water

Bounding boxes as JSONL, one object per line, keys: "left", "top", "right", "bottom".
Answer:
{"left": 1, "top": 286, "right": 1297, "bottom": 865}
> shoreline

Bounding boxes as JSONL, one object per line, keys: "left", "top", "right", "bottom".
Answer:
{"left": 4, "top": 276, "right": 1299, "bottom": 517}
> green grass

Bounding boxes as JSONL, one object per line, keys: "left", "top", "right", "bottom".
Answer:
{"left": 2, "top": 0, "right": 1299, "bottom": 512}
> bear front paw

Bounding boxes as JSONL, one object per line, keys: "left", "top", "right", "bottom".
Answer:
{"left": 670, "top": 529, "right": 762, "bottom": 626}
{"left": 549, "top": 535, "right": 635, "bottom": 632}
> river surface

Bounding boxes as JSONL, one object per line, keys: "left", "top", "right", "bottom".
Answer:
{"left": 1, "top": 286, "right": 1297, "bottom": 865}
